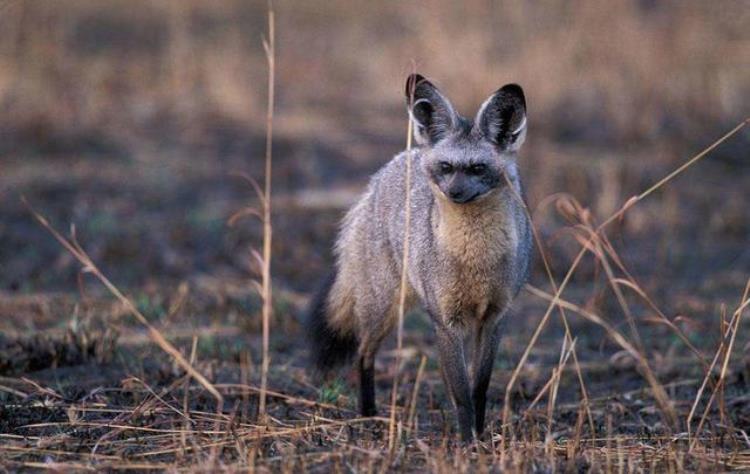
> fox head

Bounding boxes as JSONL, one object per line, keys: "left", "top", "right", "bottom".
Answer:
{"left": 405, "top": 74, "right": 527, "bottom": 205}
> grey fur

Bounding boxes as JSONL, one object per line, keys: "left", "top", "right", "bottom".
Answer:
{"left": 309, "top": 74, "right": 533, "bottom": 442}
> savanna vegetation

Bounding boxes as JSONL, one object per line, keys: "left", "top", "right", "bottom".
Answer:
{"left": 1, "top": 1, "right": 749, "bottom": 471}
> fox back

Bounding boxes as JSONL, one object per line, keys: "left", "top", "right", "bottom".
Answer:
{"left": 307, "top": 74, "right": 532, "bottom": 441}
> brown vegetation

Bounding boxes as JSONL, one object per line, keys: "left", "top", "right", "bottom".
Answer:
{"left": 1, "top": 0, "right": 749, "bottom": 471}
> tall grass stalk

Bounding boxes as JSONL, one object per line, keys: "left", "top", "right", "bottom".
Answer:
{"left": 387, "top": 73, "right": 415, "bottom": 454}
{"left": 257, "top": 3, "right": 275, "bottom": 422}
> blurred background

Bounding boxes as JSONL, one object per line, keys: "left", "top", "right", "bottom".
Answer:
{"left": 1, "top": 0, "right": 748, "bottom": 306}
{"left": 1, "top": 4, "right": 749, "bottom": 464}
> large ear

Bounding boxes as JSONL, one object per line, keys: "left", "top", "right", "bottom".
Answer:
{"left": 475, "top": 84, "right": 527, "bottom": 152}
{"left": 405, "top": 74, "right": 458, "bottom": 146}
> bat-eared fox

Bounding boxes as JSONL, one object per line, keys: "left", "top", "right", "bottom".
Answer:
{"left": 307, "top": 74, "right": 532, "bottom": 442}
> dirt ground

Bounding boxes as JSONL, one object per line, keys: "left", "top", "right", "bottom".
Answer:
{"left": 1, "top": 1, "right": 749, "bottom": 471}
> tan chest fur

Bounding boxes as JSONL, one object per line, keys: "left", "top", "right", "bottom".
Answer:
{"left": 434, "top": 193, "right": 518, "bottom": 324}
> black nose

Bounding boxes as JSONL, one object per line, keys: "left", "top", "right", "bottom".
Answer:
{"left": 449, "top": 189, "right": 464, "bottom": 201}
{"left": 448, "top": 189, "right": 477, "bottom": 203}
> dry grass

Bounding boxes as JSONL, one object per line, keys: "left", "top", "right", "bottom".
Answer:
{"left": 1, "top": 1, "right": 749, "bottom": 472}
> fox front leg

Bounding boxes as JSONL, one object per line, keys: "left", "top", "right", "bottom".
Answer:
{"left": 471, "top": 315, "right": 505, "bottom": 436}
{"left": 434, "top": 322, "right": 475, "bottom": 442}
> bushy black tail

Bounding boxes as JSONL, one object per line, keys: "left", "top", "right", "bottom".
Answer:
{"left": 306, "top": 270, "right": 358, "bottom": 374}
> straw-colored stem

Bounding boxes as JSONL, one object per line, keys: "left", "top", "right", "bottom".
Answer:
{"left": 257, "top": 3, "right": 275, "bottom": 422}
{"left": 387, "top": 90, "right": 415, "bottom": 454}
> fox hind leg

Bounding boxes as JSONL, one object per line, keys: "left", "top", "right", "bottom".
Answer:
{"left": 356, "top": 306, "right": 397, "bottom": 417}
{"left": 359, "top": 356, "right": 376, "bottom": 416}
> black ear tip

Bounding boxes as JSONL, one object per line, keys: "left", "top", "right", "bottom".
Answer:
{"left": 405, "top": 73, "right": 429, "bottom": 98}
{"left": 407, "top": 73, "right": 425, "bottom": 82}
{"left": 499, "top": 83, "right": 526, "bottom": 106}
{"left": 499, "top": 83, "right": 524, "bottom": 95}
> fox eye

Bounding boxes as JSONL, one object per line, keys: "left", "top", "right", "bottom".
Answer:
{"left": 438, "top": 162, "right": 454, "bottom": 174}
{"left": 468, "top": 163, "right": 487, "bottom": 175}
